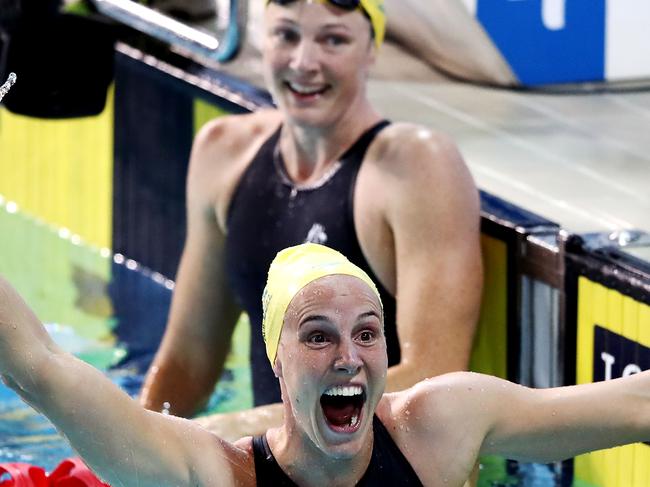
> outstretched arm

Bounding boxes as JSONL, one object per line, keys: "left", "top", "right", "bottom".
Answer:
{"left": 480, "top": 372, "right": 650, "bottom": 462}
{"left": 411, "top": 371, "right": 650, "bottom": 465}
{"left": 0, "top": 276, "right": 250, "bottom": 487}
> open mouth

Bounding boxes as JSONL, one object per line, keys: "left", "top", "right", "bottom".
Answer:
{"left": 285, "top": 82, "right": 330, "bottom": 99}
{"left": 320, "top": 384, "right": 366, "bottom": 434}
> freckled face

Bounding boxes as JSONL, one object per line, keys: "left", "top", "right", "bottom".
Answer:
{"left": 263, "top": 2, "right": 375, "bottom": 128}
{"left": 275, "top": 274, "right": 387, "bottom": 458}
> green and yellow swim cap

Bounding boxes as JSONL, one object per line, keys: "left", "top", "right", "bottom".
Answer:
{"left": 262, "top": 243, "right": 382, "bottom": 365}
{"left": 266, "top": 0, "right": 386, "bottom": 49}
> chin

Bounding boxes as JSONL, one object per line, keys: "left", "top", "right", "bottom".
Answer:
{"left": 314, "top": 411, "right": 372, "bottom": 460}
{"left": 323, "top": 439, "right": 367, "bottom": 459}
{"left": 284, "top": 108, "right": 337, "bottom": 129}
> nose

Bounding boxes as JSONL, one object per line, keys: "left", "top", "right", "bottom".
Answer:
{"left": 289, "top": 39, "right": 319, "bottom": 73}
{"left": 333, "top": 339, "right": 362, "bottom": 375}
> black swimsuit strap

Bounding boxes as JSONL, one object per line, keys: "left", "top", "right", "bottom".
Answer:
{"left": 251, "top": 416, "right": 422, "bottom": 486}
{"left": 252, "top": 434, "right": 296, "bottom": 486}
{"left": 338, "top": 119, "right": 391, "bottom": 163}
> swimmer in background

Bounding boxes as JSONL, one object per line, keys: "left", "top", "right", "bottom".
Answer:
{"left": 2, "top": 243, "right": 650, "bottom": 487}
{"left": 140, "top": 0, "right": 483, "bottom": 439}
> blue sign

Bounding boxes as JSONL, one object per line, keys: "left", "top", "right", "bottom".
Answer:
{"left": 476, "top": 0, "right": 606, "bottom": 85}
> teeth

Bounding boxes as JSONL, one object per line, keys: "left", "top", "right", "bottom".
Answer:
{"left": 350, "top": 414, "right": 358, "bottom": 426}
{"left": 288, "top": 82, "right": 323, "bottom": 94}
{"left": 323, "top": 385, "right": 363, "bottom": 397}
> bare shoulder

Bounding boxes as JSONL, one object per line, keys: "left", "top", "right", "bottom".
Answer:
{"left": 187, "top": 109, "right": 282, "bottom": 230}
{"left": 380, "top": 373, "right": 509, "bottom": 431}
{"left": 361, "top": 121, "right": 477, "bottom": 217}
{"left": 353, "top": 122, "right": 479, "bottom": 293}
{"left": 233, "top": 436, "right": 254, "bottom": 453}
{"left": 172, "top": 416, "right": 255, "bottom": 486}
{"left": 190, "top": 109, "right": 281, "bottom": 177}
{"left": 376, "top": 374, "right": 499, "bottom": 484}
{"left": 367, "top": 121, "right": 468, "bottom": 178}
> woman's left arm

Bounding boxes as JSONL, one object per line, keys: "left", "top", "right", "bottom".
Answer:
{"left": 479, "top": 372, "right": 650, "bottom": 462}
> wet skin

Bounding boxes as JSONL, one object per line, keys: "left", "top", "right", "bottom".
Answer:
{"left": 265, "top": 274, "right": 388, "bottom": 485}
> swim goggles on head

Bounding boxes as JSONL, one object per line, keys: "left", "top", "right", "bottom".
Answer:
{"left": 271, "top": 0, "right": 360, "bottom": 10}
{"left": 266, "top": 0, "right": 386, "bottom": 49}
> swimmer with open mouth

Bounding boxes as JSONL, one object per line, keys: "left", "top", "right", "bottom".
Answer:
{"left": 4, "top": 243, "right": 650, "bottom": 486}
{"left": 260, "top": 244, "right": 387, "bottom": 464}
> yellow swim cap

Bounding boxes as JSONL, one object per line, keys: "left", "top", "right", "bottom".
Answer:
{"left": 262, "top": 243, "right": 382, "bottom": 365}
{"left": 359, "top": 0, "right": 386, "bottom": 49}
{"left": 266, "top": 0, "right": 386, "bottom": 49}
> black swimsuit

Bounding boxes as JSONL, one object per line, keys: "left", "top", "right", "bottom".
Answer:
{"left": 251, "top": 416, "right": 423, "bottom": 486}
{"left": 224, "top": 121, "right": 400, "bottom": 406}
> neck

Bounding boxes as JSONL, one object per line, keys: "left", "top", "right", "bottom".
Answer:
{"left": 267, "top": 411, "right": 374, "bottom": 487}
{"left": 280, "top": 101, "right": 381, "bottom": 184}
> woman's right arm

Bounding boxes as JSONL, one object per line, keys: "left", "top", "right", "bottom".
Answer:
{"left": 140, "top": 117, "right": 244, "bottom": 417}
{"left": 0, "top": 276, "right": 251, "bottom": 487}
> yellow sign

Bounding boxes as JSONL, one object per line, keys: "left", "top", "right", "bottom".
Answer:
{"left": 575, "top": 276, "right": 650, "bottom": 487}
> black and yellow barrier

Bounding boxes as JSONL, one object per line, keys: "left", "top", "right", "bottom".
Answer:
{"left": 0, "top": 91, "right": 114, "bottom": 249}
{"left": 472, "top": 192, "right": 560, "bottom": 383}
{"left": 565, "top": 233, "right": 650, "bottom": 487}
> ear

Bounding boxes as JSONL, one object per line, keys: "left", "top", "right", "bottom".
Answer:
{"left": 364, "top": 34, "right": 377, "bottom": 64}
{"left": 363, "top": 41, "right": 377, "bottom": 80}
{"left": 273, "top": 355, "right": 284, "bottom": 378}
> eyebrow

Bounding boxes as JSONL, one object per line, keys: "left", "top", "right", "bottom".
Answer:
{"left": 271, "top": 17, "right": 352, "bottom": 32}
{"left": 298, "top": 314, "right": 331, "bottom": 329}
{"left": 298, "top": 310, "right": 380, "bottom": 329}
{"left": 320, "top": 23, "right": 352, "bottom": 31}
{"left": 272, "top": 17, "right": 298, "bottom": 27}
{"left": 358, "top": 310, "right": 380, "bottom": 321}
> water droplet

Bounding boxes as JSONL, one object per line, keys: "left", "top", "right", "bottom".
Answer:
{"left": 161, "top": 401, "right": 171, "bottom": 415}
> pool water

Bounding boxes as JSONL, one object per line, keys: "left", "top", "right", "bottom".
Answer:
{"left": 0, "top": 201, "right": 585, "bottom": 486}
{"left": 0, "top": 202, "right": 251, "bottom": 472}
